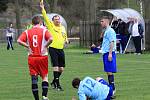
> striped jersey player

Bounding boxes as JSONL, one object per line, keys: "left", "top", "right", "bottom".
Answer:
{"left": 17, "top": 16, "right": 52, "bottom": 100}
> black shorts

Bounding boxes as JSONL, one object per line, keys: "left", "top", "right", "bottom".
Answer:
{"left": 48, "top": 47, "right": 65, "bottom": 67}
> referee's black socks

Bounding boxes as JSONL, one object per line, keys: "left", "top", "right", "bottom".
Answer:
{"left": 58, "top": 72, "right": 62, "bottom": 78}
{"left": 53, "top": 71, "right": 60, "bottom": 87}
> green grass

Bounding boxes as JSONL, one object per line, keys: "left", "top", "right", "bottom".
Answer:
{"left": 0, "top": 43, "right": 150, "bottom": 100}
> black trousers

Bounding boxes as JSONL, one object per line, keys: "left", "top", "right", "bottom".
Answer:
{"left": 7, "top": 36, "right": 14, "bottom": 50}
{"left": 120, "top": 35, "right": 129, "bottom": 52}
{"left": 132, "top": 36, "right": 142, "bottom": 53}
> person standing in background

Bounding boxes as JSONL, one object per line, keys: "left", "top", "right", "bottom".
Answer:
{"left": 6, "top": 23, "right": 15, "bottom": 50}
{"left": 131, "top": 18, "right": 143, "bottom": 55}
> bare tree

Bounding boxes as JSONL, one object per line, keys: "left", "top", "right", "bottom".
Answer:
{"left": 46, "top": 0, "right": 59, "bottom": 12}
{"left": 15, "top": 0, "right": 21, "bottom": 36}
{"left": 143, "top": 0, "right": 150, "bottom": 19}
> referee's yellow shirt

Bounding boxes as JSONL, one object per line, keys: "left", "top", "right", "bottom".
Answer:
{"left": 42, "top": 8, "right": 68, "bottom": 49}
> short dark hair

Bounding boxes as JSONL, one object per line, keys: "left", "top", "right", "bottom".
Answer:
{"left": 9, "top": 22, "right": 13, "bottom": 26}
{"left": 72, "top": 77, "right": 81, "bottom": 88}
{"left": 52, "top": 15, "right": 60, "bottom": 21}
{"left": 100, "top": 16, "right": 110, "bottom": 20}
{"left": 32, "top": 16, "right": 41, "bottom": 25}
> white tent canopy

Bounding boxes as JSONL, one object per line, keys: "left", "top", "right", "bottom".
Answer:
{"left": 101, "top": 8, "right": 145, "bottom": 52}
{"left": 101, "top": 8, "right": 144, "bottom": 26}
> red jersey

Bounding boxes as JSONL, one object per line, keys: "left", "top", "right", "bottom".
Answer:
{"left": 18, "top": 25, "right": 52, "bottom": 56}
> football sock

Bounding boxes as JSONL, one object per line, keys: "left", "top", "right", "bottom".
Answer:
{"left": 32, "top": 84, "right": 39, "bottom": 100}
{"left": 108, "top": 75, "right": 115, "bottom": 90}
{"left": 55, "top": 78, "right": 60, "bottom": 87}
{"left": 52, "top": 71, "right": 57, "bottom": 83}
{"left": 53, "top": 71, "right": 60, "bottom": 87}
{"left": 42, "top": 81, "right": 49, "bottom": 97}
{"left": 31, "top": 76, "right": 39, "bottom": 100}
{"left": 58, "top": 72, "right": 62, "bottom": 78}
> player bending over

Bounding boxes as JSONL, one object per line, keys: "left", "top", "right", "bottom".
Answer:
{"left": 72, "top": 76, "right": 115, "bottom": 100}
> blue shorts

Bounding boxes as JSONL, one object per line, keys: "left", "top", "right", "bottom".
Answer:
{"left": 98, "top": 79, "right": 113, "bottom": 100}
{"left": 106, "top": 86, "right": 113, "bottom": 100}
{"left": 98, "top": 79, "right": 109, "bottom": 85}
{"left": 103, "top": 52, "right": 117, "bottom": 73}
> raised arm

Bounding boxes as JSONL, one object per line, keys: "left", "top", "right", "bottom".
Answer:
{"left": 40, "top": 1, "right": 53, "bottom": 30}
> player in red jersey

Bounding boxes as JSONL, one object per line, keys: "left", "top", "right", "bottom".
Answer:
{"left": 17, "top": 16, "right": 53, "bottom": 100}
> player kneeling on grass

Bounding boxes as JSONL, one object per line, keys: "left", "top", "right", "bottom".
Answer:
{"left": 17, "top": 16, "right": 53, "bottom": 100}
{"left": 72, "top": 76, "right": 114, "bottom": 100}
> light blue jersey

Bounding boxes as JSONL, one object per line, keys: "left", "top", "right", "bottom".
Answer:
{"left": 78, "top": 77, "right": 110, "bottom": 100}
{"left": 101, "top": 26, "right": 116, "bottom": 54}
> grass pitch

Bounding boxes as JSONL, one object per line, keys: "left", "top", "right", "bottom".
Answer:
{"left": 0, "top": 43, "right": 150, "bottom": 100}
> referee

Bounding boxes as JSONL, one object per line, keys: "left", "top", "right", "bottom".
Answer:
{"left": 40, "top": 1, "right": 68, "bottom": 91}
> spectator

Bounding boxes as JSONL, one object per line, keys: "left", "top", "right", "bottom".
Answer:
{"left": 131, "top": 18, "right": 143, "bottom": 55}
{"left": 117, "top": 19, "right": 129, "bottom": 53}
{"left": 112, "top": 19, "right": 129, "bottom": 53}
{"left": 6, "top": 23, "right": 15, "bottom": 50}
{"left": 111, "top": 17, "right": 119, "bottom": 34}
